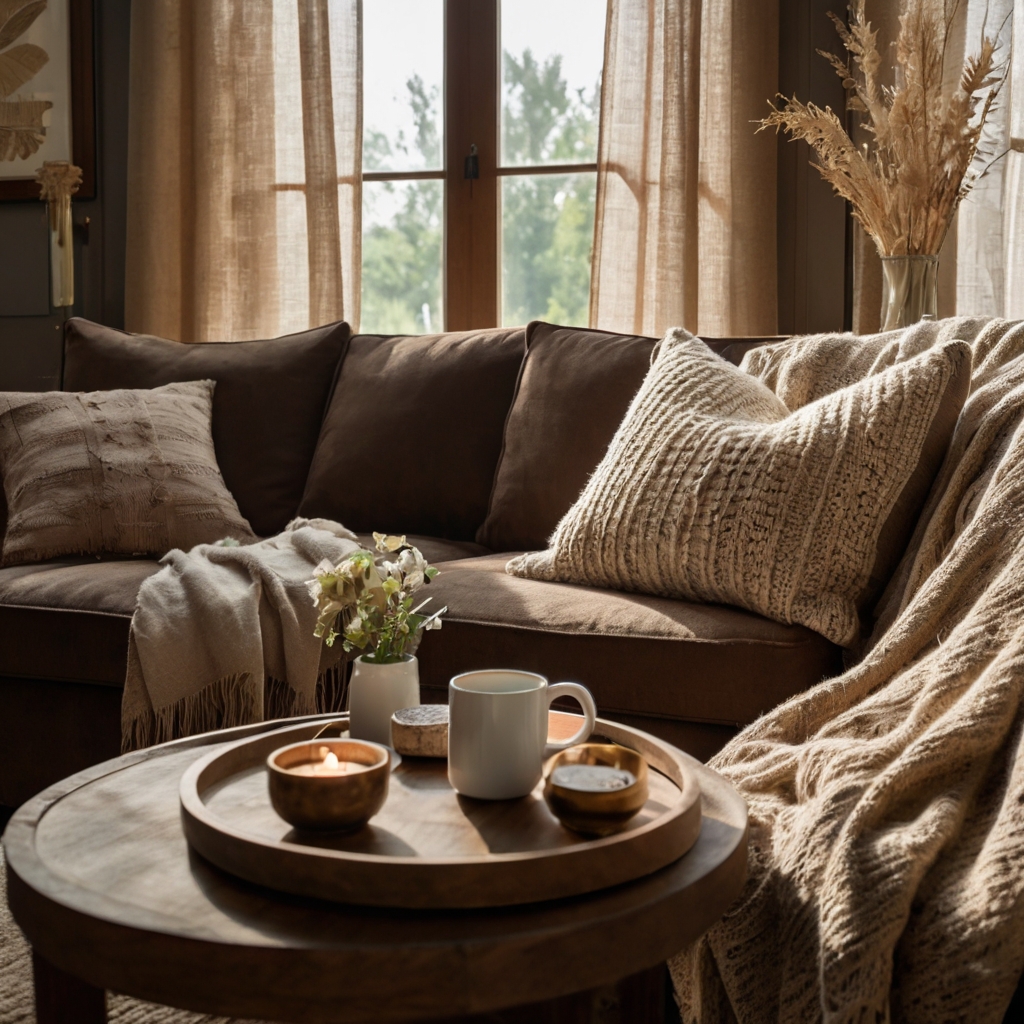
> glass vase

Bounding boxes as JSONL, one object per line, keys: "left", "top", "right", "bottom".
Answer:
{"left": 880, "top": 255, "right": 938, "bottom": 331}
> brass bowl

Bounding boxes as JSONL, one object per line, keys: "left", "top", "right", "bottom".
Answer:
{"left": 267, "top": 739, "right": 390, "bottom": 833}
{"left": 543, "top": 743, "right": 649, "bottom": 837}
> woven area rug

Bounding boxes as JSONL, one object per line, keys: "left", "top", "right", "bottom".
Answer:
{"left": 0, "top": 847, "right": 265, "bottom": 1024}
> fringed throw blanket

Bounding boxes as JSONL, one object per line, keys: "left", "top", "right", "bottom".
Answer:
{"left": 672, "top": 317, "right": 1024, "bottom": 1023}
{"left": 122, "top": 518, "right": 360, "bottom": 751}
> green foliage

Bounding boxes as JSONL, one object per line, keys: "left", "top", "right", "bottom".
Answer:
{"left": 361, "top": 75, "right": 443, "bottom": 334}
{"left": 360, "top": 52, "right": 599, "bottom": 333}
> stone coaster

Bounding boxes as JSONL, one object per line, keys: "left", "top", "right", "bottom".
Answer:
{"left": 391, "top": 704, "right": 449, "bottom": 758}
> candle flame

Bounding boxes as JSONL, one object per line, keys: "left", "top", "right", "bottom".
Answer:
{"left": 305, "top": 747, "right": 345, "bottom": 775}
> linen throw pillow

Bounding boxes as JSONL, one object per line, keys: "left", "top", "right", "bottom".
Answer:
{"left": 508, "top": 331, "right": 972, "bottom": 647}
{"left": 62, "top": 317, "right": 350, "bottom": 537}
{"left": 0, "top": 381, "right": 256, "bottom": 567}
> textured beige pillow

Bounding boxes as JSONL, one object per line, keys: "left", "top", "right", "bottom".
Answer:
{"left": 508, "top": 331, "right": 972, "bottom": 647}
{"left": 0, "top": 381, "right": 256, "bottom": 566}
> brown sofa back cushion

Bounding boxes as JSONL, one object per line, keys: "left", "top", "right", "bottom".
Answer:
{"left": 477, "top": 322, "right": 658, "bottom": 552}
{"left": 298, "top": 328, "right": 526, "bottom": 541}
{"left": 61, "top": 318, "right": 350, "bottom": 537}
{"left": 476, "top": 323, "right": 783, "bottom": 552}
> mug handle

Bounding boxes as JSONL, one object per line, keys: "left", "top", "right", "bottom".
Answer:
{"left": 544, "top": 682, "right": 597, "bottom": 752}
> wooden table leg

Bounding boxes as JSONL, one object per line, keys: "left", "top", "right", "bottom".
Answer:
{"left": 33, "top": 949, "right": 107, "bottom": 1024}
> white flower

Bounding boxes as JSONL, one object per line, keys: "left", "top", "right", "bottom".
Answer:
{"left": 403, "top": 570, "right": 425, "bottom": 592}
{"left": 400, "top": 547, "right": 428, "bottom": 573}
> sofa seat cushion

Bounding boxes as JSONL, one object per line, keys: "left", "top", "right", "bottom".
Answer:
{"left": 0, "top": 536, "right": 489, "bottom": 688}
{"left": 416, "top": 554, "right": 842, "bottom": 728}
{"left": 0, "top": 558, "right": 161, "bottom": 685}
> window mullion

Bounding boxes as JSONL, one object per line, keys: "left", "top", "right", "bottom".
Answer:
{"left": 444, "top": 0, "right": 500, "bottom": 331}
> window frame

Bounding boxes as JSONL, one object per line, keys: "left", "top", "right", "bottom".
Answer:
{"left": 363, "top": 0, "right": 600, "bottom": 332}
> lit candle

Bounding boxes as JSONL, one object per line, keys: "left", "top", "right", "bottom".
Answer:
{"left": 285, "top": 746, "right": 371, "bottom": 777}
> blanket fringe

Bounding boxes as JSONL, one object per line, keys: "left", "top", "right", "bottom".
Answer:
{"left": 123, "top": 660, "right": 352, "bottom": 753}
{"left": 122, "top": 672, "right": 261, "bottom": 753}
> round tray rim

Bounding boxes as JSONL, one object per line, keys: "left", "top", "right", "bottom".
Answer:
{"left": 179, "top": 713, "right": 702, "bottom": 908}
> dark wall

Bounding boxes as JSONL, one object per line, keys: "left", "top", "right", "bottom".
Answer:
{"left": 776, "top": 0, "right": 849, "bottom": 336}
{"left": 0, "top": 0, "right": 130, "bottom": 392}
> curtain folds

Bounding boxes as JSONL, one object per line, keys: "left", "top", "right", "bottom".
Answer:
{"left": 590, "top": 0, "right": 779, "bottom": 338}
{"left": 125, "top": 0, "right": 362, "bottom": 343}
{"left": 955, "top": 0, "right": 1023, "bottom": 319}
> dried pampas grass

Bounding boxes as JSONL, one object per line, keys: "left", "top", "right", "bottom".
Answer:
{"left": 761, "top": 0, "right": 1005, "bottom": 256}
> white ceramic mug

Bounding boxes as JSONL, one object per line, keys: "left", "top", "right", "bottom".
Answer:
{"left": 448, "top": 670, "right": 597, "bottom": 800}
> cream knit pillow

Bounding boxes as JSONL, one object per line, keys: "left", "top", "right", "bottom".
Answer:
{"left": 0, "top": 381, "right": 256, "bottom": 566}
{"left": 507, "top": 331, "right": 972, "bottom": 647}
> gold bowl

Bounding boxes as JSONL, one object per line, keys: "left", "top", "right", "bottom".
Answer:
{"left": 543, "top": 743, "right": 649, "bottom": 836}
{"left": 267, "top": 739, "right": 390, "bottom": 833}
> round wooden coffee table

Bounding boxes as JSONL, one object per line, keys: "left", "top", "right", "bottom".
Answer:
{"left": 3, "top": 714, "right": 747, "bottom": 1024}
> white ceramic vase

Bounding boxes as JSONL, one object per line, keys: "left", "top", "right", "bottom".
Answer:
{"left": 348, "top": 654, "right": 420, "bottom": 746}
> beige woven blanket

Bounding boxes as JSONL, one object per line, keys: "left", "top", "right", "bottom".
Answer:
{"left": 122, "top": 518, "right": 359, "bottom": 751}
{"left": 672, "top": 317, "right": 1024, "bottom": 1023}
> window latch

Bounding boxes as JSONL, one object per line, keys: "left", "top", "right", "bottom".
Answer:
{"left": 464, "top": 144, "right": 479, "bottom": 181}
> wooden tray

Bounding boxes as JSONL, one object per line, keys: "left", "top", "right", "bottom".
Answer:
{"left": 179, "top": 711, "right": 701, "bottom": 909}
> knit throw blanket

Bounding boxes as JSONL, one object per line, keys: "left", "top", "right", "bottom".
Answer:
{"left": 122, "top": 518, "right": 360, "bottom": 751}
{"left": 671, "top": 317, "right": 1024, "bottom": 1023}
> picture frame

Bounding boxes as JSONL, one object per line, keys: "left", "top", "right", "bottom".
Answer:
{"left": 0, "top": 0, "right": 94, "bottom": 200}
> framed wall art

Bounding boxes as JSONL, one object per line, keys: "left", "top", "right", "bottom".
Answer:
{"left": 0, "top": 0, "right": 94, "bottom": 200}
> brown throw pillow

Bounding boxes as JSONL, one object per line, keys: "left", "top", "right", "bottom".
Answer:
{"left": 477, "top": 322, "right": 659, "bottom": 552}
{"left": 62, "top": 317, "right": 350, "bottom": 537}
{"left": 0, "top": 381, "right": 256, "bottom": 567}
{"left": 298, "top": 327, "right": 526, "bottom": 541}
{"left": 509, "top": 331, "right": 972, "bottom": 647}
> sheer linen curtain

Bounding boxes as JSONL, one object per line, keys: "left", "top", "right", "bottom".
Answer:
{"left": 589, "top": 0, "right": 780, "bottom": 338}
{"left": 125, "top": 0, "right": 362, "bottom": 343}
{"left": 955, "top": 0, "right": 1024, "bottom": 319}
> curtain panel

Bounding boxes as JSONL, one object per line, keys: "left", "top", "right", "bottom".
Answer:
{"left": 589, "top": 0, "right": 780, "bottom": 339}
{"left": 955, "top": 0, "right": 1024, "bottom": 320}
{"left": 125, "top": 0, "right": 362, "bottom": 343}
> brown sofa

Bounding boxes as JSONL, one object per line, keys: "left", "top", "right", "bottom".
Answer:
{"left": 0, "top": 318, "right": 841, "bottom": 810}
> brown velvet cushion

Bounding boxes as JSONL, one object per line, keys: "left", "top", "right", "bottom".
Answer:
{"left": 415, "top": 553, "right": 842, "bottom": 729}
{"left": 61, "top": 317, "right": 350, "bottom": 537}
{"left": 299, "top": 328, "right": 526, "bottom": 540}
{"left": 477, "top": 322, "right": 658, "bottom": 552}
{"left": 0, "top": 382, "right": 256, "bottom": 566}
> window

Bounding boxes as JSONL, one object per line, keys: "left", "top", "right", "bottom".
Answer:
{"left": 360, "top": 0, "right": 606, "bottom": 334}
